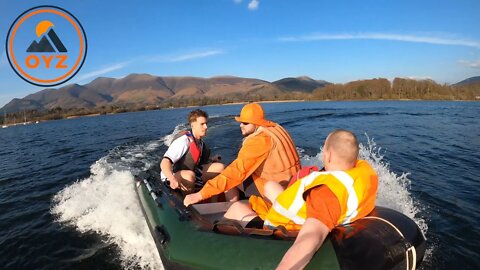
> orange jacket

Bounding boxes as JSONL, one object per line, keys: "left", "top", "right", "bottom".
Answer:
{"left": 200, "top": 124, "right": 300, "bottom": 199}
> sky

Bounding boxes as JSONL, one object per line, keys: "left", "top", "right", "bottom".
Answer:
{"left": 1, "top": 0, "right": 479, "bottom": 107}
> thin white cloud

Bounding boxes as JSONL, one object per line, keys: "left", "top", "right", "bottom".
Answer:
{"left": 74, "top": 62, "right": 129, "bottom": 83}
{"left": 248, "top": 0, "right": 259, "bottom": 10}
{"left": 458, "top": 59, "right": 480, "bottom": 69}
{"left": 161, "top": 50, "right": 224, "bottom": 62}
{"left": 279, "top": 32, "right": 480, "bottom": 48}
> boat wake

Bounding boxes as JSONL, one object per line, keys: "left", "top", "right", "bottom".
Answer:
{"left": 51, "top": 139, "right": 166, "bottom": 269}
{"left": 51, "top": 128, "right": 429, "bottom": 269}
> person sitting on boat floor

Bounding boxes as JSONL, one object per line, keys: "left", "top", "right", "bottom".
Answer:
{"left": 160, "top": 109, "right": 224, "bottom": 194}
{"left": 223, "top": 129, "right": 379, "bottom": 269}
{"left": 184, "top": 102, "right": 301, "bottom": 206}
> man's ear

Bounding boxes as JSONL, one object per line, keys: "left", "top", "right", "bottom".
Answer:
{"left": 325, "top": 150, "right": 332, "bottom": 164}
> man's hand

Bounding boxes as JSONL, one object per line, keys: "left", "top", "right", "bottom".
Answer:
{"left": 169, "top": 176, "right": 180, "bottom": 190}
{"left": 276, "top": 218, "right": 329, "bottom": 270}
{"left": 184, "top": 192, "right": 203, "bottom": 206}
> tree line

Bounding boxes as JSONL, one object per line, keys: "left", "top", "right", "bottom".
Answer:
{"left": 312, "top": 78, "right": 480, "bottom": 100}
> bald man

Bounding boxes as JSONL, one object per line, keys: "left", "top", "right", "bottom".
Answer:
{"left": 224, "top": 129, "right": 378, "bottom": 269}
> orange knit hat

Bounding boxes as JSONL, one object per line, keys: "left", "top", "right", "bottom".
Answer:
{"left": 234, "top": 103, "right": 275, "bottom": 127}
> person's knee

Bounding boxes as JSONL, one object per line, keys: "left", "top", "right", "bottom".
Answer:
{"left": 209, "top": 162, "right": 225, "bottom": 173}
{"left": 264, "top": 180, "right": 284, "bottom": 203}
{"left": 224, "top": 201, "right": 257, "bottom": 227}
{"left": 226, "top": 202, "right": 254, "bottom": 217}
{"left": 202, "top": 162, "right": 224, "bottom": 182}
{"left": 224, "top": 201, "right": 247, "bottom": 218}
{"left": 228, "top": 201, "right": 245, "bottom": 212}
{"left": 179, "top": 170, "right": 195, "bottom": 182}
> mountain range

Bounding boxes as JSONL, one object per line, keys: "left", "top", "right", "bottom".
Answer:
{"left": 2, "top": 74, "right": 479, "bottom": 114}
{"left": 1, "top": 74, "right": 330, "bottom": 113}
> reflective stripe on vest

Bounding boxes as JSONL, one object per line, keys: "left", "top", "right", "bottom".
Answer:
{"left": 264, "top": 160, "right": 377, "bottom": 230}
{"left": 264, "top": 171, "right": 329, "bottom": 228}
{"left": 329, "top": 171, "right": 358, "bottom": 224}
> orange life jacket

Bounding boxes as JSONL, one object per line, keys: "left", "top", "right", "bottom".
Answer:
{"left": 252, "top": 124, "right": 301, "bottom": 185}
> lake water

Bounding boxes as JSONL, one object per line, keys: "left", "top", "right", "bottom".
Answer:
{"left": 0, "top": 101, "right": 478, "bottom": 269}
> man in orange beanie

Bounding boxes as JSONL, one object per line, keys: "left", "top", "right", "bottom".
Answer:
{"left": 184, "top": 102, "right": 300, "bottom": 207}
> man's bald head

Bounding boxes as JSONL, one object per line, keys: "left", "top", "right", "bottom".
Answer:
{"left": 324, "top": 129, "right": 359, "bottom": 168}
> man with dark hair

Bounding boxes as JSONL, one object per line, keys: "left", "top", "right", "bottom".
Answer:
{"left": 160, "top": 109, "right": 224, "bottom": 193}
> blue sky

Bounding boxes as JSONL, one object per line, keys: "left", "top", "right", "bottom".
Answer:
{"left": 1, "top": 0, "right": 479, "bottom": 107}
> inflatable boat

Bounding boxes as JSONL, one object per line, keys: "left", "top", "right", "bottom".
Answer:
{"left": 135, "top": 169, "right": 426, "bottom": 270}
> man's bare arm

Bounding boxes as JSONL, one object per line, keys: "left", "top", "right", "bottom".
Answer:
{"left": 276, "top": 218, "right": 329, "bottom": 270}
{"left": 160, "top": 158, "right": 180, "bottom": 189}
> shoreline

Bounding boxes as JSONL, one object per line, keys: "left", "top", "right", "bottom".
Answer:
{"left": 66, "top": 113, "right": 101, "bottom": 119}
{"left": 2, "top": 99, "right": 477, "bottom": 128}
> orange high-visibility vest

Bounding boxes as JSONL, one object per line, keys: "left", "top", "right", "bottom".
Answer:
{"left": 264, "top": 160, "right": 378, "bottom": 230}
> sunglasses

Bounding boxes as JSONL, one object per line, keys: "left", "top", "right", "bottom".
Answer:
{"left": 241, "top": 122, "right": 251, "bottom": 125}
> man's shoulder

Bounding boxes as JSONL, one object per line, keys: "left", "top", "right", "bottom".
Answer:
{"left": 307, "top": 185, "right": 337, "bottom": 202}
{"left": 169, "top": 133, "right": 191, "bottom": 147}
{"left": 246, "top": 131, "right": 271, "bottom": 145}
{"left": 305, "top": 185, "right": 341, "bottom": 230}
{"left": 355, "top": 160, "right": 377, "bottom": 173}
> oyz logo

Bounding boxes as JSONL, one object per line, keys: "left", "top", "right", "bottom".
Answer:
{"left": 24, "top": 20, "right": 68, "bottom": 70}
{"left": 6, "top": 6, "right": 87, "bottom": 87}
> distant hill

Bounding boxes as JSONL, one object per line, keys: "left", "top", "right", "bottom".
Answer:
{"left": 272, "top": 76, "right": 330, "bottom": 93}
{"left": 453, "top": 76, "right": 480, "bottom": 87}
{"left": 2, "top": 74, "right": 330, "bottom": 113}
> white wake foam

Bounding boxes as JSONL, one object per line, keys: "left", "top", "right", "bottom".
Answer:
{"left": 162, "top": 124, "right": 187, "bottom": 147}
{"left": 51, "top": 124, "right": 190, "bottom": 269}
{"left": 52, "top": 166, "right": 161, "bottom": 269}
{"left": 51, "top": 139, "right": 168, "bottom": 269}
{"left": 360, "top": 136, "right": 428, "bottom": 234}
